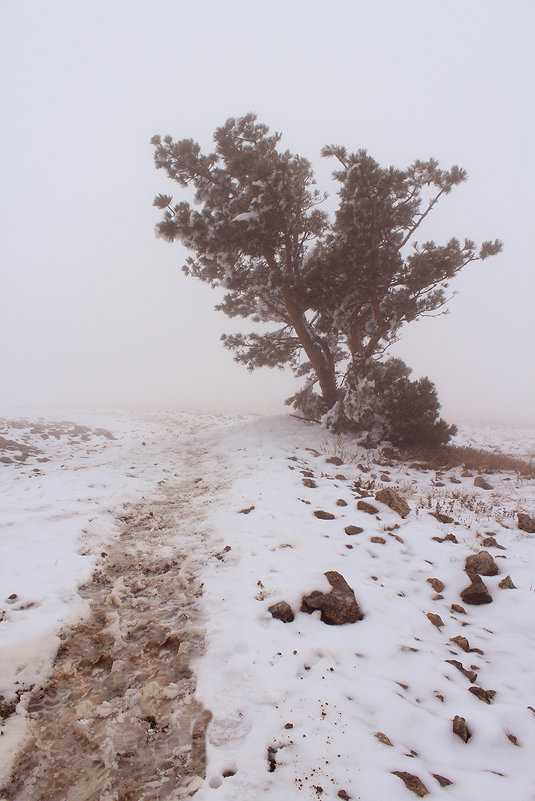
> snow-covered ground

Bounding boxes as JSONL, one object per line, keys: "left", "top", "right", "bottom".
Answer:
{"left": 1, "top": 412, "right": 534, "bottom": 800}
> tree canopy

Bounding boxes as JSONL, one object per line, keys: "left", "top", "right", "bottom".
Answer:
{"left": 151, "top": 114, "right": 502, "bottom": 445}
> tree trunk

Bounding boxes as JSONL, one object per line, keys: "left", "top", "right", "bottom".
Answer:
{"left": 280, "top": 286, "right": 338, "bottom": 408}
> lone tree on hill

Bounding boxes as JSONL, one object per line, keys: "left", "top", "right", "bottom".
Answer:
{"left": 151, "top": 114, "right": 501, "bottom": 446}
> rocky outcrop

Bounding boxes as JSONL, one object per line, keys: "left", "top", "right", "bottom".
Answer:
{"left": 375, "top": 488, "right": 410, "bottom": 518}
{"left": 474, "top": 476, "right": 493, "bottom": 490}
{"left": 301, "top": 571, "right": 363, "bottom": 625}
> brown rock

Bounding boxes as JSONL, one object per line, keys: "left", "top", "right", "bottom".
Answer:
{"left": 302, "top": 470, "right": 314, "bottom": 477}
{"left": 445, "top": 660, "right": 477, "bottom": 683}
{"left": 474, "top": 476, "right": 493, "bottom": 490}
{"left": 433, "top": 533, "right": 459, "bottom": 544}
{"left": 357, "top": 500, "right": 379, "bottom": 515}
{"left": 450, "top": 635, "right": 470, "bottom": 652}
{"left": 433, "top": 774, "right": 453, "bottom": 787}
{"left": 450, "top": 476, "right": 462, "bottom": 484}
{"left": 337, "top": 791, "right": 351, "bottom": 801}
{"left": 336, "top": 498, "right": 348, "bottom": 506}
{"left": 268, "top": 601, "right": 294, "bottom": 623}
{"left": 427, "top": 613, "right": 444, "bottom": 629}
{"left": 498, "top": 575, "right": 516, "bottom": 589}
{"left": 239, "top": 505, "right": 255, "bottom": 514}
{"left": 451, "top": 603, "right": 466, "bottom": 614}
{"left": 452, "top": 715, "right": 471, "bottom": 742}
{"left": 469, "top": 686, "right": 496, "bottom": 703}
{"left": 465, "top": 550, "right": 498, "bottom": 576}
{"left": 375, "top": 731, "right": 393, "bottom": 746}
{"left": 326, "top": 456, "right": 344, "bottom": 466}
{"left": 392, "top": 772, "right": 429, "bottom": 797}
{"left": 375, "top": 488, "right": 410, "bottom": 518}
{"left": 507, "top": 733, "right": 520, "bottom": 746}
{"left": 430, "top": 511, "right": 454, "bottom": 524}
{"left": 371, "top": 536, "right": 386, "bottom": 544}
{"left": 517, "top": 513, "right": 535, "bottom": 533}
{"left": 460, "top": 575, "right": 492, "bottom": 605}
{"left": 301, "top": 571, "right": 363, "bottom": 625}
{"left": 427, "top": 578, "right": 445, "bottom": 592}
{"left": 345, "top": 525, "right": 363, "bottom": 535}
{"left": 380, "top": 473, "right": 391, "bottom": 482}
{"left": 335, "top": 473, "right": 347, "bottom": 480}
{"left": 314, "top": 510, "right": 335, "bottom": 520}
{"left": 303, "top": 478, "right": 318, "bottom": 488}
{"left": 482, "top": 536, "right": 505, "bottom": 549}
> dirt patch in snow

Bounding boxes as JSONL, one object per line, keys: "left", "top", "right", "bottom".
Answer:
{"left": 1, "top": 451, "right": 219, "bottom": 800}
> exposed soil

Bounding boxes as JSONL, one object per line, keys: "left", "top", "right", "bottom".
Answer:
{"left": 1, "top": 438, "right": 220, "bottom": 801}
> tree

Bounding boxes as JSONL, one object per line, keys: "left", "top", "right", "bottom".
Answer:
{"left": 151, "top": 114, "right": 502, "bottom": 445}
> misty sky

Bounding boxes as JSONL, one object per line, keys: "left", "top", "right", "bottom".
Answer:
{"left": 1, "top": 0, "right": 534, "bottom": 424}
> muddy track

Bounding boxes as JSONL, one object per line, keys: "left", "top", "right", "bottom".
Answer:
{"left": 1, "top": 437, "right": 225, "bottom": 801}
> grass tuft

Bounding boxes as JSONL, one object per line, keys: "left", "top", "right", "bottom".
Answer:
{"left": 404, "top": 444, "right": 535, "bottom": 478}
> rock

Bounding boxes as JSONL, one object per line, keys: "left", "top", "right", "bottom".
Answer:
{"left": 450, "top": 476, "right": 462, "bottom": 484}
{"left": 357, "top": 500, "right": 379, "bottom": 515}
{"left": 430, "top": 511, "right": 454, "bottom": 524}
{"left": 452, "top": 715, "right": 471, "bottom": 742}
{"left": 268, "top": 601, "right": 294, "bottom": 623}
{"left": 239, "top": 505, "right": 255, "bottom": 514}
{"left": 469, "top": 686, "right": 495, "bottom": 703}
{"left": 371, "top": 536, "right": 386, "bottom": 544}
{"left": 451, "top": 603, "right": 466, "bottom": 614}
{"left": 465, "top": 551, "right": 498, "bottom": 576}
{"left": 392, "top": 771, "right": 429, "bottom": 797}
{"left": 337, "top": 791, "right": 351, "bottom": 801}
{"left": 482, "top": 536, "right": 505, "bottom": 549}
{"left": 460, "top": 575, "right": 492, "bottom": 605}
{"left": 426, "top": 613, "right": 444, "bottom": 629}
{"left": 517, "top": 513, "right": 535, "bottom": 533}
{"left": 301, "top": 571, "right": 363, "bottom": 625}
{"left": 326, "top": 456, "right": 343, "bottom": 466}
{"left": 433, "top": 533, "right": 458, "bottom": 544}
{"left": 345, "top": 525, "right": 363, "bottom": 535}
{"left": 498, "top": 575, "right": 516, "bottom": 589}
{"left": 335, "top": 474, "right": 347, "bottom": 480}
{"left": 507, "top": 733, "right": 520, "bottom": 746}
{"left": 450, "top": 635, "right": 469, "bottom": 652}
{"left": 474, "top": 476, "right": 493, "bottom": 490}
{"left": 314, "top": 510, "right": 335, "bottom": 520}
{"left": 374, "top": 731, "right": 393, "bottom": 746}
{"left": 445, "top": 660, "right": 478, "bottom": 683}
{"left": 433, "top": 774, "right": 453, "bottom": 787}
{"left": 375, "top": 488, "right": 410, "bottom": 518}
{"left": 336, "top": 498, "right": 348, "bottom": 506}
{"left": 302, "top": 470, "right": 314, "bottom": 478}
{"left": 303, "top": 479, "right": 318, "bottom": 488}
{"left": 426, "top": 578, "right": 445, "bottom": 592}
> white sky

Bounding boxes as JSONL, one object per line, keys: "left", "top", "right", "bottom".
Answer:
{"left": 1, "top": 0, "right": 534, "bottom": 424}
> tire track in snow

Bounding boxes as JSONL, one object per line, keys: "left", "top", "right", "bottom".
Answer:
{"left": 1, "top": 428, "right": 229, "bottom": 801}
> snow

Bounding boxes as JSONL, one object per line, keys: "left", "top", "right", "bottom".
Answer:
{"left": 1, "top": 412, "right": 534, "bottom": 799}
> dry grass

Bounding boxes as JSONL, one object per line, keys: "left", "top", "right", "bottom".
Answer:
{"left": 404, "top": 444, "right": 535, "bottom": 478}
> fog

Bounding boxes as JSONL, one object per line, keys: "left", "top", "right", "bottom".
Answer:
{"left": 1, "top": 0, "right": 534, "bottom": 425}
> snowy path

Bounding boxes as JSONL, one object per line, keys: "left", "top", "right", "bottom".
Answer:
{"left": 0, "top": 413, "right": 235, "bottom": 800}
